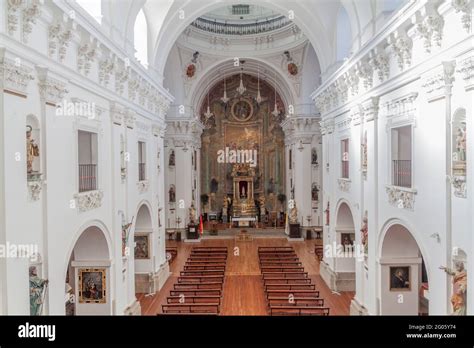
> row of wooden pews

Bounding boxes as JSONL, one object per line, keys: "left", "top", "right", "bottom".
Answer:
{"left": 161, "top": 246, "right": 228, "bottom": 315}
{"left": 258, "top": 246, "right": 330, "bottom": 316}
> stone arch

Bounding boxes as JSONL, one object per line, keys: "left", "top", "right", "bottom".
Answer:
{"left": 378, "top": 218, "right": 431, "bottom": 315}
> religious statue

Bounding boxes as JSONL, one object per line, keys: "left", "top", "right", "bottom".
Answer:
{"left": 169, "top": 150, "right": 175, "bottom": 166}
{"left": 311, "top": 148, "right": 318, "bottom": 165}
{"left": 360, "top": 213, "right": 368, "bottom": 254}
{"left": 188, "top": 202, "right": 196, "bottom": 224}
{"left": 289, "top": 203, "right": 298, "bottom": 224}
{"left": 169, "top": 186, "right": 176, "bottom": 203}
{"left": 455, "top": 126, "right": 466, "bottom": 162}
{"left": 311, "top": 184, "right": 319, "bottom": 202}
{"left": 361, "top": 142, "right": 368, "bottom": 169}
{"left": 440, "top": 261, "right": 467, "bottom": 315}
{"left": 29, "top": 266, "right": 48, "bottom": 316}
{"left": 267, "top": 178, "right": 275, "bottom": 194}
{"left": 26, "top": 125, "right": 39, "bottom": 175}
{"left": 259, "top": 195, "right": 266, "bottom": 210}
{"left": 122, "top": 217, "right": 134, "bottom": 257}
{"left": 325, "top": 201, "right": 330, "bottom": 226}
{"left": 241, "top": 185, "right": 246, "bottom": 198}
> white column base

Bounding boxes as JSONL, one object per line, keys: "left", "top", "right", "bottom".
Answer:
{"left": 123, "top": 299, "right": 141, "bottom": 315}
{"left": 319, "top": 260, "right": 355, "bottom": 292}
{"left": 350, "top": 297, "right": 369, "bottom": 315}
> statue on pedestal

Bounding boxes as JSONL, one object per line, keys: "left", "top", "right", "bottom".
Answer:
{"left": 26, "top": 125, "right": 39, "bottom": 175}
{"left": 360, "top": 212, "right": 368, "bottom": 254}
{"left": 29, "top": 266, "right": 48, "bottom": 315}
{"left": 188, "top": 202, "right": 196, "bottom": 224}
{"left": 440, "top": 261, "right": 467, "bottom": 315}
{"left": 289, "top": 203, "right": 298, "bottom": 224}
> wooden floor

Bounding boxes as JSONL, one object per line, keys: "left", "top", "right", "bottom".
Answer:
{"left": 138, "top": 238, "right": 354, "bottom": 316}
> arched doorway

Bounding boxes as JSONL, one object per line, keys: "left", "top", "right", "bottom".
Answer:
{"left": 133, "top": 203, "right": 154, "bottom": 294}
{"left": 379, "top": 223, "right": 429, "bottom": 315}
{"left": 334, "top": 202, "right": 356, "bottom": 291}
{"left": 65, "top": 224, "right": 111, "bottom": 315}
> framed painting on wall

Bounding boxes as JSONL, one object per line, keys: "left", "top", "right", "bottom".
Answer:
{"left": 389, "top": 266, "right": 411, "bottom": 291}
{"left": 78, "top": 268, "right": 106, "bottom": 303}
{"left": 134, "top": 234, "right": 150, "bottom": 259}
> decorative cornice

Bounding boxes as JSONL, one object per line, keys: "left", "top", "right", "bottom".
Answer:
{"left": 98, "top": 54, "right": 115, "bottom": 87}
{"left": 386, "top": 185, "right": 417, "bottom": 210}
{"left": 381, "top": 93, "right": 417, "bottom": 120}
{"left": 452, "top": 0, "right": 472, "bottom": 33}
{"left": 124, "top": 109, "right": 136, "bottom": 129}
{"left": 74, "top": 190, "right": 103, "bottom": 212}
{"left": 110, "top": 102, "right": 126, "bottom": 125}
{"left": 0, "top": 54, "right": 34, "bottom": 95}
{"left": 48, "top": 18, "right": 74, "bottom": 62}
{"left": 422, "top": 61, "right": 456, "bottom": 101}
{"left": 36, "top": 68, "right": 68, "bottom": 104}
{"left": 22, "top": 0, "right": 42, "bottom": 43}
{"left": 7, "top": 0, "right": 25, "bottom": 35}
{"left": 77, "top": 38, "right": 98, "bottom": 76}
{"left": 390, "top": 29, "right": 412, "bottom": 71}
{"left": 449, "top": 176, "right": 467, "bottom": 198}
{"left": 456, "top": 55, "right": 474, "bottom": 91}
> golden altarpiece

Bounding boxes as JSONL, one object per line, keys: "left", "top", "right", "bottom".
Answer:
{"left": 200, "top": 74, "right": 286, "bottom": 221}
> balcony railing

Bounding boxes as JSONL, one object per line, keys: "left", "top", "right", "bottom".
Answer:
{"left": 341, "top": 161, "right": 349, "bottom": 179}
{"left": 139, "top": 163, "right": 146, "bottom": 181}
{"left": 393, "top": 160, "right": 411, "bottom": 188}
{"left": 79, "top": 164, "right": 97, "bottom": 192}
{"left": 191, "top": 16, "right": 292, "bottom": 36}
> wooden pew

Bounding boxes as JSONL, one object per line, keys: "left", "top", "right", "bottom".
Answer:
{"left": 260, "top": 261, "right": 303, "bottom": 266}
{"left": 260, "top": 266, "right": 305, "bottom": 272}
{"left": 269, "top": 306, "right": 330, "bottom": 316}
{"left": 169, "top": 289, "right": 221, "bottom": 297}
{"left": 263, "top": 278, "right": 312, "bottom": 285}
{"left": 265, "top": 283, "right": 316, "bottom": 291}
{"left": 180, "top": 270, "right": 225, "bottom": 276}
{"left": 162, "top": 303, "right": 219, "bottom": 314}
{"left": 184, "top": 265, "right": 226, "bottom": 271}
{"left": 259, "top": 256, "right": 299, "bottom": 261}
{"left": 258, "top": 247, "right": 294, "bottom": 251}
{"left": 262, "top": 272, "right": 308, "bottom": 279}
{"left": 174, "top": 282, "right": 223, "bottom": 291}
{"left": 265, "top": 289, "right": 320, "bottom": 299}
{"left": 185, "top": 261, "right": 226, "bottom": 267}
{"left": 166, "top": 295, "right": 221, "bottom": 305}
{"left": 268, "top": 297, "right": 325, "bottom": 307}
{"left": 177, "top": 275, "right": 225, "bottom": 283}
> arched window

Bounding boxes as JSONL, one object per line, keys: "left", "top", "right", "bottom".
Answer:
{"left": 336, "top": 6, "right": 352, "bottom": 61}
{"left": 134, "top": 9, "right": 148, "bottom": 68}
{"left": 76, "top": 0, "right": 102, "bottom": 24}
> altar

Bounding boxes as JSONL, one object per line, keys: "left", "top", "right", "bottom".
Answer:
{"left": 231, "top": 216, "right": 257, "bottom": 227}
{"left": 231, "top": 164, "right": 257, "bottom": 219}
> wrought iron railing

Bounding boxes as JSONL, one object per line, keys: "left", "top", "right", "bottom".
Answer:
{"left": 191, "top": 16, "right": 292, "bottom": 36}
{"left": 393, "top": 160, "right": 411, "bottom": 188}
{"left": 79, "top": 164, "right": 97, "bottom": 192}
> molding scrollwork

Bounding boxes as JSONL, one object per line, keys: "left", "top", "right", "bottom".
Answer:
{"left": 452, "top": 0, "right": 472, "bottom": 33}
{"left": 48, "top": 19, "right": 74, "bottom": 62}
{"left": 457, "top": 55, "right": 474, "bottom": 91}
{"left": 74, "top": 190, "right": 104, "bottom": 212}
{"left": 338, "top": 178, "right": 351, "bottom": 192}
{"left": 422, "top": 61, "right": 456, "bottom": 101}
{"left": 22, "top": 0, "right": 42, "bottom": 43}
{"left": 77, "top": 38, "right": 98, "bottom": 76}
{"left": 114, "top": 60, "right": 130, "bottom": 95}
{"left": 99, "top": 55, "right": 116, "bottom": 87}
{"left": 124, "top": 110, "right": 136, "bottom": 129}
{"left": 449, "top": 176, "right": 467, "bottom": 198}
{"left": 7, "top": 0, "right": 24, "bottom": 35}
{"left": 37, "top": 73, "right": 68, "bottom": 104}
{"left": 28, "top": 180, "right": 42, "bottom": 201}
{"left": 386, "top": 185, "right": 417, "bottom": 210}
{"left": 110, "top": 102, "right": 126, "bottom": 125}
{"left": 0, "top": 54, "right": 34, "bottom": 95}
{"left": 390, "top": 30, "right": 412, "bottom": 71}
{"left": 137, "top": 180, "right": 149, "bottom": 194}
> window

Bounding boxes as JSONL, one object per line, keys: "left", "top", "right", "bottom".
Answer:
{"left": 134, "top": 9, "right": 148, "bottom": 67}
{"left": 336, "top": 6, "right": 352, "bottom": 61}
{"left": 138, "top": 141, "right": 146, "bottom": 181}
{"left": 232, "top": 5, "right": 250, "bottom": 15}
{"left": 341, "top": 139, "right": 349, "bottom": 179}
{"left": 78, "top": 130, "right": 98, "bottom": 192}
{"left": 391, "top": 125, "right": 412, "bottom": 188}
